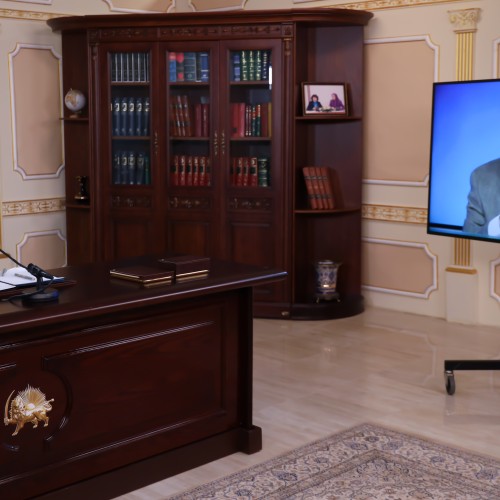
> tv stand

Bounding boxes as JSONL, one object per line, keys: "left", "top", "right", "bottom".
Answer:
{"left": 444, "top": 360, "right": 500, "bottom": 395}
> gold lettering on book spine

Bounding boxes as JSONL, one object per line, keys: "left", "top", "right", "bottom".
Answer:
{"left": 4, "top": 385, "right": 54, "bottom": 436}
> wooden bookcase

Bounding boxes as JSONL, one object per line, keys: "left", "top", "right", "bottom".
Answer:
{"left": 48, "top": 8, "right": 373, "bottom": 320}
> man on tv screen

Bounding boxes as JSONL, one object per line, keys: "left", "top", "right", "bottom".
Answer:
{"left": 463, "top": 158, "right": 500, "bottom": 237}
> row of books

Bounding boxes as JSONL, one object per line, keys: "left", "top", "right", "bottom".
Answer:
{"left": 112, "top": 151, "right": 151, "bottom": 185}
{"left": 111, "top": 52, "right": 150, "bottom": 83}
{"left": 111, "top": 96, "right": 150, "bottom": 137}
{"left": 230, "top": 102, "right": 271, "bottom": 138}
{"left": 230, "top": 157, "right": 270, "bottom": 187}
{"left": 302, "top": 166, "right": 336, "bottom": 210}
{"left": 170, "top": 155, "right": 212, "bottom": 187}
{"left": 231, "top": 50, "right": 271, "bottom": 82}
{"left": 169, "top": 52, "right": 209, "bottom": 83}
{"left": 170, "top": 95, "right": 210, "bottom": 137}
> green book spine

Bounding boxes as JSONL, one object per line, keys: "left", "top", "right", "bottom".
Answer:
{"left": 261, "top": 50, "right": 269, "bottom": 81}
{"left": 254, "top": 50, "right": 262, "bottom": 81}
{"left": 241, "top": 50, "right": 249, "bottom": 81}
{"left": 248, "top": 50, "right": 255, "bottom": 81}
{"left": 257, "top": 157, "right": 269, "bottom": 187}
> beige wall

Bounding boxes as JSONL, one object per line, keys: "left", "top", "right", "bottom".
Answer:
{"left": 0, "top": 0, "right": 498, "bottom": 326}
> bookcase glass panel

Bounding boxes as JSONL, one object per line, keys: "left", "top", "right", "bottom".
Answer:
{"left": 168, "top": 84, "right": 211, "bottom": 188}
{"left": 229, "top": 49, "right": 272, "bottom": 189}
{"left": 110, "top": 52, "right": 151, "bottom": 186}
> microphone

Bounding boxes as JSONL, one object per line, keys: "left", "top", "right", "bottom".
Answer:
{"left": 0, "top": 248, "right": 59, "bottom": 303}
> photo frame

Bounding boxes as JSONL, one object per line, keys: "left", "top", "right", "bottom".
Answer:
{"left": 302, "top": 82, "right": 348, "bottom": 116}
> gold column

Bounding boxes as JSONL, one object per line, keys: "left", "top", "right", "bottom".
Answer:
{"left": 448, "top": 8, "right": 480, "bottom": 269}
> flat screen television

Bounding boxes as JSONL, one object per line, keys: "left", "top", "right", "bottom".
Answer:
{"left": 427, "top": 79, "right": 500, "bottom": 243}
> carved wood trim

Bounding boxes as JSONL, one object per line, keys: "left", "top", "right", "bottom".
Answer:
{"left": 228, "top": 198, "right": 272, "bottom": 211}
{"left": 168, "top": 197, "right": 211, "bottom": 209}
{"left": 111, "top": 195, "right": 152, "bottom": 208}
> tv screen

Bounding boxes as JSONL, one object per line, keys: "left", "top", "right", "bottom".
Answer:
{"left": 427, "top": 79, "right": 500, "bottom": 243}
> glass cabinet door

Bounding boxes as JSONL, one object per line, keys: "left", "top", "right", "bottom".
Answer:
{"left": 109, "top": 50, "right": 152, "bottom": 187}
{"left": 226, "top": 45, "right": 276, "bottom": 190}
{"left": 166, "top": 47, "right": 215, "bottom": 189}
{"left": 98, "top": 44, "right": 165, "bottom": 261}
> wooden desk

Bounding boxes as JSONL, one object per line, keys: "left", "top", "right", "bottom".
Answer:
{"left": 0, "top": 257, "right": 286, "bottom": 499}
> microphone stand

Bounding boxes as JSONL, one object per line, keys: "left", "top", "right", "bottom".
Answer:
{"left": 0, "top": 248, "right": 59, "bottom": 303}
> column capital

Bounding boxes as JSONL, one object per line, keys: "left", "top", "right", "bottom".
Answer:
{"left": 448, "top": 8, "right": 481, "bottom": 33}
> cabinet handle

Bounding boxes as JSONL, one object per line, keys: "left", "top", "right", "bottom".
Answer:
{"left": 221, "top": 130, "right": 225, "bottom": 157}
{"left": 154, "top": 131, "right": 158, "bottom": 156}
{"left": 214, "top": 130, "right": 218, "bottom": 157}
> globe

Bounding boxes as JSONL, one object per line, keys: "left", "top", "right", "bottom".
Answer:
{"left": 64, "top": 88, "right": 86, "bottom": 116}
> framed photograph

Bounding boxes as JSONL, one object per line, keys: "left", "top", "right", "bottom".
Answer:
{"left": 302, "top": 82, "right": 348, "bottom": 116}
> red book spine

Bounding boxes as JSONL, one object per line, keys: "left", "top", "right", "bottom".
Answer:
{"left": 186, "top": 155, "right": 193, "bottom": 186}
{"left": 237, "top": 103, "right": 245, "bottom": 137}
{"left": 310, "top": 167, "right": 325, "bottom": 209}
{"left": 250, "top": 157, "right": 258, "bottom": 186}
{"left": 242, "top": 157, "right": 250, "bottom": 186}
{"left": 303, "top": 167, "right": 318, "bottom": 209}
{"left": 181, "top": 95, "right": 192, "bottom": 137}
{"left": 245, "top": 104, "right": 252, "bottom": 136}
{"left": 175, "top": 95, "right": 185, "bottom": 136}
{"left": 179, "top": 155, "right": 186, "bottom": 186}
{"left": 199, "top": 156, "right": 206, "bottom": 186}
{"left": 194, "top": 103, "right": 202, "bottom": 137}
{"left": 201, "top": 103, "right": 210, "bottom": 137}
{"left": 170, "top": 103, "right": 178, "bottom": 136}
{"left": 314, "top": 167, "right": 328, "bottom": 209}
{"left": 192, "top": 156, "right": 199, "bottom": 186}
{"left": 319, "top": 166, "right": 335, "bottom": 209}
{"left": 236, "top": 157, "right": 244, "bottom": 186}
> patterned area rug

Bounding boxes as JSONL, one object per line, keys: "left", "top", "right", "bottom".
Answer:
{"left": 168, "top": 423, "right": 500, "bottom": 499}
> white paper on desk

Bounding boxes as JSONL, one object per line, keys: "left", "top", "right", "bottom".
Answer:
{"left": 0, "top": 266, "right": 63, "bottom": 287}
{"left": 0, "top": 281, "right": 15, "bottom": 291}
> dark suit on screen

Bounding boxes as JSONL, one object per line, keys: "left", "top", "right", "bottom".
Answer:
{"left": 463, "top": 158, "right": 500, "bottom": 236}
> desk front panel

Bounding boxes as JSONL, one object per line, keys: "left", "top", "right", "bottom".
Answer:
{"left": 0, "top": 290, "right": 246, "bottom": 498}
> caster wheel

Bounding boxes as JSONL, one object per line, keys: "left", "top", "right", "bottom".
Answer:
{"left": 444, "top": 371, "right": 455, "bottom": 395}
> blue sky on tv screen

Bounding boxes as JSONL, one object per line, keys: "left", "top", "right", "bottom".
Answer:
{"left": 429, "top": 80, "right": 500, "bottom": 227}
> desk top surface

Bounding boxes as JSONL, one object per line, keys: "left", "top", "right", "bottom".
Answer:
{"left": 0, "top": 255, "right": 286, "bottom": 335}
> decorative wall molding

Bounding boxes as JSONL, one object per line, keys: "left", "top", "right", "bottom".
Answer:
{"left": 362, "top": 204, "right": 427, "bottom": 224}
{"left": 189, "top": 0, "right": 246, "bottom": 11}
{"left": 362, "top": 237, "right": 438, "bottom": 298}
{"left": 103, "top": 0, "right": 174, "bottom": 13}
{"left": 17, "top": 229, "right": 66, "bottom": 269}
{"left": 316, "top": 0, "right": 474, "bottom": 10}
{"left": 9, "top": 43, "right": 64, "bottom": 179}
{"left": 11, "top": 0, "right": 51, "bottom": 4}
{"left": 0, "top": 8, "right": 62, "bottom": 20}
{"left": 362, "top": 35, "right": 439, "bottom": 187}
{"left": 490, "top": 255, "right": 500, "bottom": 304}
{"left": 2, "top": 198, "right": 65, "bottom": 216}
{"left": 494, "top": 37, "right": 500, "bottom": 78}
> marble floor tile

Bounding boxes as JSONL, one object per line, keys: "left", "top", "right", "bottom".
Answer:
{"left": 117, "top": 307, "right": 500, "bottom": 500}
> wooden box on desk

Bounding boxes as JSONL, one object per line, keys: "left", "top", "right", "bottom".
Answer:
{"left": 158, "top": 255, "right": 211, "bottom": 282}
